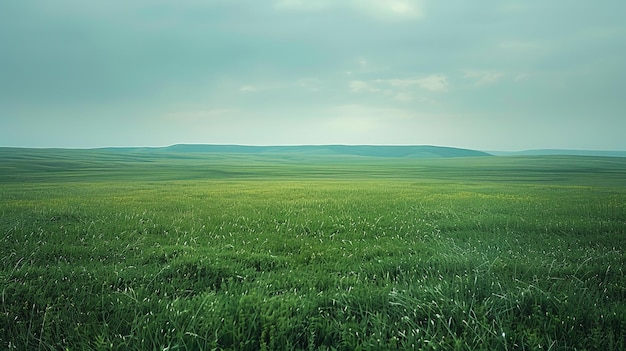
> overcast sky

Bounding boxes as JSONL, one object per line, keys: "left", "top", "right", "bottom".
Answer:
{"left": 1, "top": 1, "right": 625, "bottom": 150}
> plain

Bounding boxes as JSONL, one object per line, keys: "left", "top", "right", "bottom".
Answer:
{"left": 1, "top": 148, "right": 625, "bottom": 350}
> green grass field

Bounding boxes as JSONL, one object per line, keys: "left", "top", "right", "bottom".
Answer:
{"left": 1, "top": 149, "right": 625, "bottom": 350}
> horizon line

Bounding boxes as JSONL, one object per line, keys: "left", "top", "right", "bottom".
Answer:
{"left": 1, "top": 143, "right": 626, "bottom": 153}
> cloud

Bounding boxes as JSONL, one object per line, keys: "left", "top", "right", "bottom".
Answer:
{"left": 412, "top": 75, "right": 448, "bottom": 91}
{"left": 239, "top": 85, "right": 258, "bottom": 92}
{"left": 349, "top": 80, "right": 379, "bottom": 93}
{"left": 382, "top": 76, "right": 449, "bottom": 92}
{"left": 274, "top": 0, "right": 332, "bottom": 12}
{"left": 275, "top": 0, "right": 423, "bottom": 20}
{"left": 462, "top": 70, "right": 505, "bottom": 86}
{"left": 5, "top": 1, "right": 625, "bottom": 149}
{"left": 393, "top": 92, "right": 412, "bottom": 101}
{"left": 349, "top": 75, "right": 448, "bottom": 102}
{"left": 352, "top": 0, "right": 423, "bottom": 20}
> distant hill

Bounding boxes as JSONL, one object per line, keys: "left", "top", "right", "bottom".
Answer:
{"left": 161, "top": 144, "right": 492, "bottom": 158}
{"left": 489, "top": 149, "right": 626, "bottom": 157}
{"left": 3, "top": 146, "right": 626, "bottom": 185}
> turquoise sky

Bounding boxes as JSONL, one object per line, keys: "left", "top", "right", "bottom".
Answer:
{"left": 1, "top": 1, "right": 625, "bottom": 150}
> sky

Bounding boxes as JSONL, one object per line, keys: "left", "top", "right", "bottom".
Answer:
{"left": 1, "top": 1, "right": 625, "bottom": 151}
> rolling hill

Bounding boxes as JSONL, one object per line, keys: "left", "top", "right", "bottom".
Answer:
{"left": 488, "top": 149, "right": 626, "bottom": 157}
{"left": 2, "top": 145, "right": 626, "bottom": 186}
{"left": 159, "top": 144, "right": 492, "bottom": 158}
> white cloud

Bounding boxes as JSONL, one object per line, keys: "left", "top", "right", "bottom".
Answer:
{"left": 239, "top": 85, "right": 257, "bottom": 92}
{"left": 349, "top": 57, "right": 391, "bottom": 75}
{"left": 393, "top": 92, "right": 412, "bottom": 101}
{"left": 362, "top": 75, "right": 450, "bottom": 92}
{"left": 414, "top": 75, "right": 448, "bottom": 92}
{"left": 275, "top": 0, "right": 423, "bottom": 20}
{"left": 349, "top": 75, "right": 448, "bottom": 102}
{"left": 463, "top": 70, "right": 504, "bottom": 86}
{"left": 379, "top": 75, "right": 448, "bottom": 92}
{"left": 382, "top": 79, "right": 414, "bottom": 88}
{"left": 352, "top": 0, "right": 423, "bottom": 20}
{"left": 349, "top": 80, "right": 379, "bottom": 93}
{"left": 274, "top": 0, "right": 332, "bottom": 12}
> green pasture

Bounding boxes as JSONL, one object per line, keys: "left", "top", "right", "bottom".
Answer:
{"left": 2, "top": 147, "right": 626, "bottom": 185}
{"left": 1, "top": 149, "right": 625, "bottom": 350}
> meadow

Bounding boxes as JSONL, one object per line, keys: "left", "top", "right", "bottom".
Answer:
{"left": 1, "top": 149, "right": 625, "bottom": 350}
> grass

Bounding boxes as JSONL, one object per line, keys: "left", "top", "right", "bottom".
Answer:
{"left": 1, "top": 150, "right": 625, "bottom": 350}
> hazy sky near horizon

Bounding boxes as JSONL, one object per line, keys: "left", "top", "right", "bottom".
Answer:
{"left": 1, "top": 1, "right": 625, "bottom": 150}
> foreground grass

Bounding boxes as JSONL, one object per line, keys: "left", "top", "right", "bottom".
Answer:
{"left": 1, "top": 178, "right": 625, "bottom": 350}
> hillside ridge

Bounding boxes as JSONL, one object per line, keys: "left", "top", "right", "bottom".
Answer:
{"left": 489, "top": 149, "right": 626, "bottom": 157}
{"left": 160, "top": 144, "right": 492, "bottom": 158}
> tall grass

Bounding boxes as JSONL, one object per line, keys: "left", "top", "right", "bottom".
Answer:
{"left": 1, "top": 180, "right": 625, "bottom": 350}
